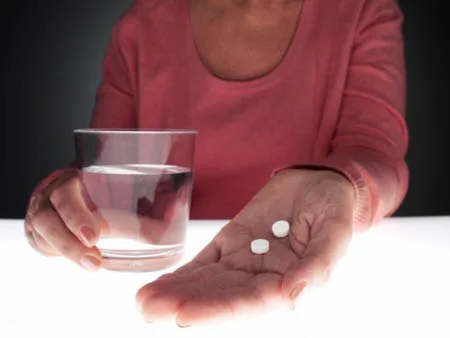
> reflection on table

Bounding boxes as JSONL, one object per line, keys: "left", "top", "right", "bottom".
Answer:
{"left": 1, "top": 217, "right": 449, "bottom": 338}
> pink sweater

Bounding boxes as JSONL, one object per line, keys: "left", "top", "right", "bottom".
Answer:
{"left": 32, "top": 0, "right": 408, "bottom": 230}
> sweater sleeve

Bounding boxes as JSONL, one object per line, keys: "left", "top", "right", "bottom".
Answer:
{"left": 278, "top": 0, "right": 409, "bottom": 230}
{"left": 27, "top": 2, "right": 139, "bottom": 210}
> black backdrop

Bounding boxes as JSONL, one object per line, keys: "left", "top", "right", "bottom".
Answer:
{"left": 1, "top": 0, "right": 448, "bottom": 218}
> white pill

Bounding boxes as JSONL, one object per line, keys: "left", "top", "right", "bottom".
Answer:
{"left": 251, "top": 239, "right": 270, "bottom": 255}
{"left": 272, "top": 220, "right": 290, "bottom": 238}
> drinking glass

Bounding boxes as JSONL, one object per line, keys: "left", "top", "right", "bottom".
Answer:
{"left": 74, "top": 129, "right": 197, "bottom": 272}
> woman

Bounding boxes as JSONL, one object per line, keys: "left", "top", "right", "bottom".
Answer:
{"left": 25, "top": 0, "right": 408, "bottom": 327}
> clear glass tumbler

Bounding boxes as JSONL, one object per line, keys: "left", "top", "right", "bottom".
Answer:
{"left": 73, "top": 129, "right": 197, "bottom": 272}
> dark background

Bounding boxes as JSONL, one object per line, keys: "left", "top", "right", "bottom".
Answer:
{"left": 1, "top": 0, "right": 448, "bottom": 218}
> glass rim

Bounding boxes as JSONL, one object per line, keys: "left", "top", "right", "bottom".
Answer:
{"left": 73, "top": 128, "right": 198, "bottom": 135}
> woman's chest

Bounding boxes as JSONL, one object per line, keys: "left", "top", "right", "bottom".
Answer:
{"left": 136, "top": 69, "right": 321, "bottom": 167}
{"left": 188, "top": 0, "right": 304, "bottom": 81}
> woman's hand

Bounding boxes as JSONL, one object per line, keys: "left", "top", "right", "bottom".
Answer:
{"left": 25, "top": 173, "right": 104, "bottom": 271}
{"left": 136, "top": 169, "right": 355, "bottom": 327}
{"left": 25, "top": 171, "right": 183, "bottom": 271}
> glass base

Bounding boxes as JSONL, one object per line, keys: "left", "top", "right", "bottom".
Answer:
{"left": 99, "top": 246, "right": 184, "bottom": 272}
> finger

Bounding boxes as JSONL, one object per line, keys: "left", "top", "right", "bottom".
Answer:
{"left": 137, "top": 182, "right": 188, "bottom": 245}
{"left": 138, "top": 214, "right": 179, "bottom": 245}
{"left": 137, "top": 265, "right": 282, "bottom": 326}
{"left": 136, "top": 264, "right": 223, "bottom": 322}
{"left": 32, "top": 208, "right": 103, "bottom": 271}
{"left": 50, "top": 176, "right": 102, "bottom": 247}
{"left": 136, "top": 240, "right": 220, "bottom": 308}
{"left": 32, "top": 230, "right": 59, "bottom": 256}
{"left": 93, "top": 209, "right": 175, "bottom": 245}
{"left": 25, "top": 221, "right": 41, "bottom": 253}
{"left": 282, "top": 219, "right": 352, "bottom": 303}
{"left": 176, "top": 273, "right": 282, "bottom": 327}
{"left": 25, "top": 215, "right": 56, "bottom": 256}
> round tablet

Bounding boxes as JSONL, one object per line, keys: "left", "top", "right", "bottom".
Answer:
{"left": 272, "top": 220, "right": 290, "bottom": 238}
{"left": 251, "top": 239, "right": 270, "bottom": 255}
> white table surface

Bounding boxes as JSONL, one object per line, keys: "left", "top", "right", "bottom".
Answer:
{"left": 1, "top": 217, "right": 449, "bottom": 338}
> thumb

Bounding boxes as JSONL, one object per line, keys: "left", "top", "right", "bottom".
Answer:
{"left": 281, "top": 221, "right": 352, "bottom": 304}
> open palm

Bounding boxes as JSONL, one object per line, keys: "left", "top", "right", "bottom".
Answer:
{"left": 136, "top": 169, "right": 355, "bottom": 327}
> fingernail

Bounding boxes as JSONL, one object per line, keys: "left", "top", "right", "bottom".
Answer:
{"left": 80, "top": 255, "right": 101, "bottom": 272}
{"left": 176, "top": 320, "right": 191, "bottom": 328}
{"left": 290, "top": 281, "right": 308, "bottom": 302}
{"left": 80, "top": 226, "right": 96, "bottom": 247}
{"left": 136, "top": 300, "right": 142, "bottom": 313}
{"left": 136, "top": 301, "right": 153, "bottom": 323}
